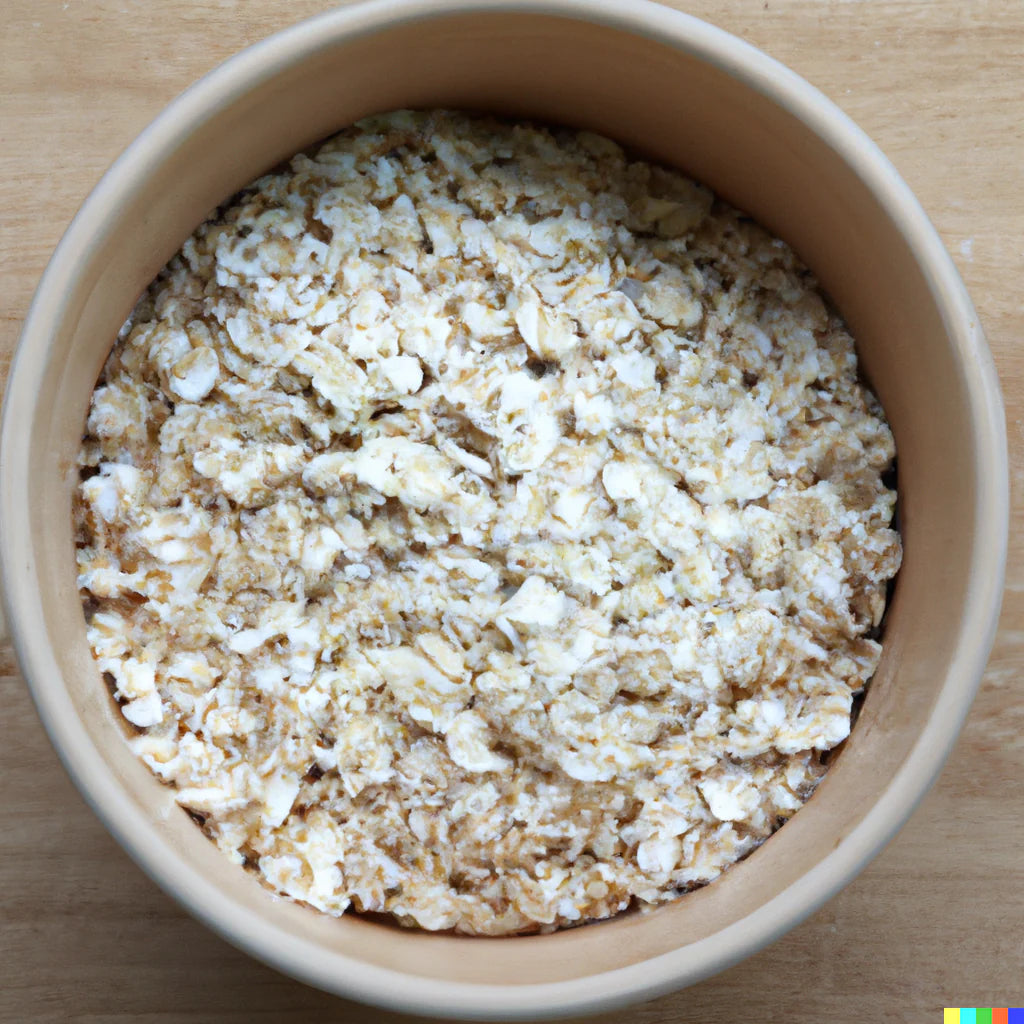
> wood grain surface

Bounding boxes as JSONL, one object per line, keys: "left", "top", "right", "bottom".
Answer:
{"left": 2, "top": 1, "right": 1022, "bottom": 1021}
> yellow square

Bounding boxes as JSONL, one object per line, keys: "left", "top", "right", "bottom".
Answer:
{"left": 945, "top": 1011, "right": 960, "bottom": 1024}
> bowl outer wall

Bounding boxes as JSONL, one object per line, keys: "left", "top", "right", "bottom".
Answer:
{"left": 0, "top": 0, "right": 1008, "bottom": 1018}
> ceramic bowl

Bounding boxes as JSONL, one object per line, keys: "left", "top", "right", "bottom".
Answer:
{"left": 0, "top": 0, "right": 1007, "bottom": 1018}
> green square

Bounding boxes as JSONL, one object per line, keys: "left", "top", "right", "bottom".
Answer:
{"left": 977, "top": 1011, "right": 992, "bottom": 1024}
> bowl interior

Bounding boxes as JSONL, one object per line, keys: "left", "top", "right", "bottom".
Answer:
{"left": 6, "top": 4, "right": 997, "bottom": 1007}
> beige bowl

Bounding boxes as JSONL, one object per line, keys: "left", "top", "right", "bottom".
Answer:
{"left": 0, "top": 0, "right": 1008, "bottom": 1017}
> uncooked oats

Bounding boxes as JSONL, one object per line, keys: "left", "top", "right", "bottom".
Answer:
{"left": 75, "top": 110, "right": 901, "bottom": 935}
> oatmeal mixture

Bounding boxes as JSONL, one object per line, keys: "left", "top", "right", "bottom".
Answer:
{"left": 75, "top": 110, "right": 901, "bottom": 934}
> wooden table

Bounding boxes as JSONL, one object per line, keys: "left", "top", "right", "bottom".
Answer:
{"left": 2, "top": 2, "right": 1021, "bottom": 1020}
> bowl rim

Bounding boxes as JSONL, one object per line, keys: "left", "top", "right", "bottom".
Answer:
{"left": 0, "top": 0, "right": 1008, "bottom": 1018}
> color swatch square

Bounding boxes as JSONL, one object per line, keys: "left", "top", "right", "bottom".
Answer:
{"left": 962, "top": 1011, "right": 977, "bottom": 1024}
